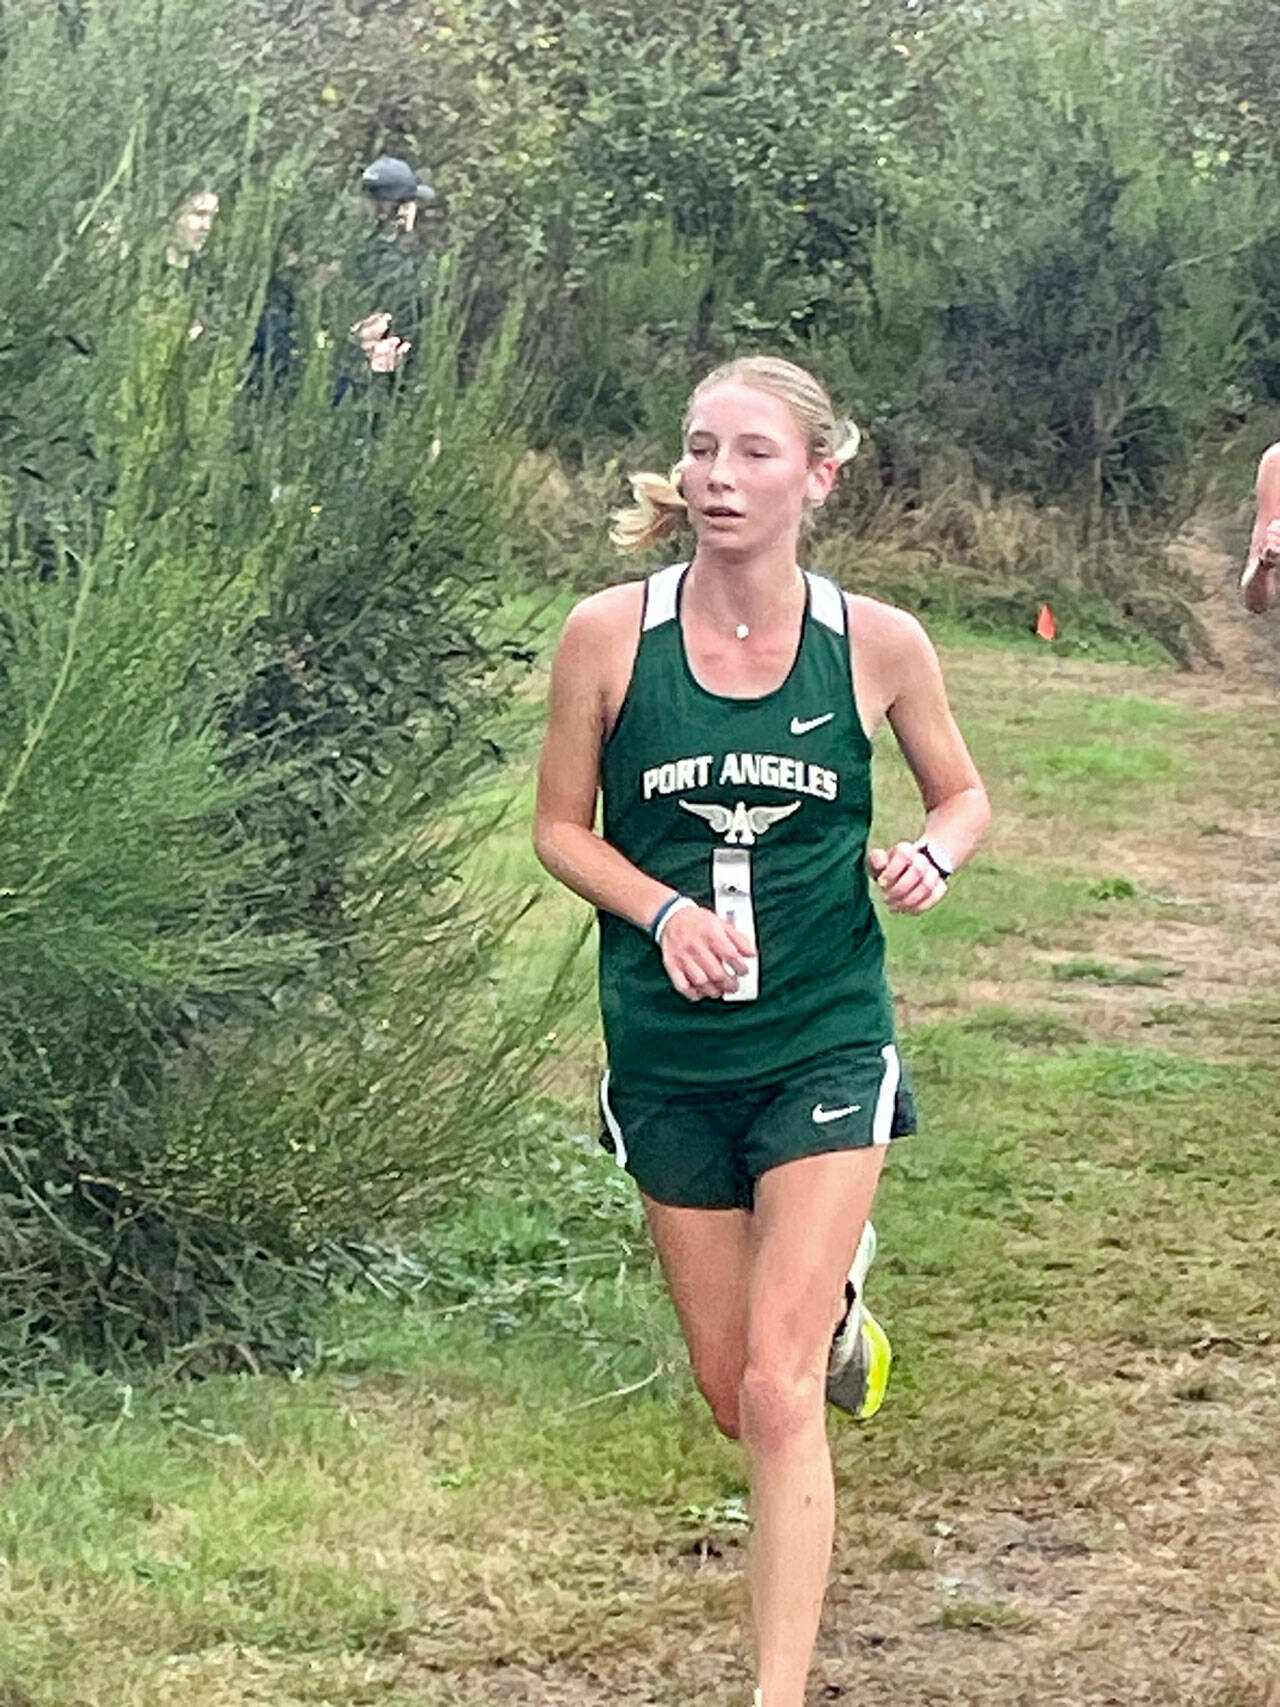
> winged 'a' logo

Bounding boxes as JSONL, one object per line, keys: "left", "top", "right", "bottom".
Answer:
{"left": 678, "top": 799, "right": 801, "bottom": 847}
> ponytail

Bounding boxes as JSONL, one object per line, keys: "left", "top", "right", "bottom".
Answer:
{"left": 609, "top": 465, "right": 688, "bottom": 554}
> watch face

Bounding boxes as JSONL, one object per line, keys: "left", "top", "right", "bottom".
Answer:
{"left": 922, "top": 839, "right": 954, "bottom": 878}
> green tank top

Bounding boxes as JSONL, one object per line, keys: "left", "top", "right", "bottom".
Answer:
{"left": 599, "top": 562, "right": 896, "bottom": 1092}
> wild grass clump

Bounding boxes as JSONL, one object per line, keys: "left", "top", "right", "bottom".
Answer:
{"left": 822, "top": 470, "right": 1211, "bottom": 664}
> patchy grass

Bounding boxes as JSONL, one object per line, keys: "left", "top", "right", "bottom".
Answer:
{"left": 1050, "top": 957, "right": 1184, "bottom": 985}
{"left": 5, "top": 995, "right": 1280, "bottom": 1702}
{"left": 934, "top": 1600, "right": 1039, "bottom": 1634}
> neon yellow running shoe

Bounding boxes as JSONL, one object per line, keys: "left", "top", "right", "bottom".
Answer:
{"left": 825, "top": 1221, "right": 892, "bottom": 1420}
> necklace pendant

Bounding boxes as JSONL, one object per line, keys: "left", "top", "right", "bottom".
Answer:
{"left": 735, "top": 623, "right": 750, "bottom": 641}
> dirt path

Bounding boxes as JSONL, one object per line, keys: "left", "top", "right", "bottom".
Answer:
{"left": 936, "top": 517, "right": 1280, "bottom": 1051}
{"left": 1174, "top": 513, "right": 1280, "bottom": 704}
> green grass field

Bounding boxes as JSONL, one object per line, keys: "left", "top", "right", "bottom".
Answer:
{"left": 3, "top": 584, "right": 1279, "bottom": 1706}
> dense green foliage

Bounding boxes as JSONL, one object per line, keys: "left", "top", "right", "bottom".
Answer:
{"left": 2, "top": 0, "right": 1278, "bottom": 1367}
{"left": 162, "top": 0, "right": 1279, "bottom": 502}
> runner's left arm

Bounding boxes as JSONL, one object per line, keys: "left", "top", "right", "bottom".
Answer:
{"left": 874, "top": 611, "right": 990, "bottom": 915}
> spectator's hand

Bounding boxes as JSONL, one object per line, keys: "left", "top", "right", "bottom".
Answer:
{"left": 351, "top": 311, "right": 392, "bottom": 352}
{"left": 350, "top": 312, "right": 411, "bottom": 374}
{"left": 369, "top": 334, "right": 411, "bottom": 373}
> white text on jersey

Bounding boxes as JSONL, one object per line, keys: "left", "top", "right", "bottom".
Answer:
{"left": 643, "top": 752, "right": 838, "bottom": 802}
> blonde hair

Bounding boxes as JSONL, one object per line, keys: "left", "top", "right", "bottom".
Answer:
{"left": 610, "top": 356, "right": 860, "bottom": 553}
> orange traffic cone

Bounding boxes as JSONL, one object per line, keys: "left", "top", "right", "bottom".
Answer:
{"left": 1035, "top": 603, "right": 1057, "bottom": 640}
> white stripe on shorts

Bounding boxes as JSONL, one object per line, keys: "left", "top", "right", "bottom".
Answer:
{"left": 871, "top": 1044, "right": 901, "bottom": 1146}
{"left": 599, "top": 1071, "right": 628, "bottom": 1169}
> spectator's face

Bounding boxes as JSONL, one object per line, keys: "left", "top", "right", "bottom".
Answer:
{"left": 178, "top": 192, "right": 219, "bottom": 251}
{"left": 166, "top": 191, "right": 219, "bottom": 267}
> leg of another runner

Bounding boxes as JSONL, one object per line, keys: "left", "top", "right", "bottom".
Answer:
{"left": 642, "top": 1197, "right": 752, "bottom": 1437}
{"left": 744, "top": 1148, "right": 885, "bottom": 1707}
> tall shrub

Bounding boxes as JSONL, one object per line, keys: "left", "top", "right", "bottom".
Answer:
{"left": 0, "top": 2, "right": 560, "bottom": 1368}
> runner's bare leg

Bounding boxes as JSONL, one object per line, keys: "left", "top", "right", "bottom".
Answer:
{"left": 743, "top": 1147, "right": 885, "bottom": 1707}
{"left": 643, "top": 1197, "right": 751, "bottom": 1436}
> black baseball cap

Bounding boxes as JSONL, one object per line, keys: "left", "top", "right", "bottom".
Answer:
{"left": 361, "top": 156, "right": 436, "bottom": 204}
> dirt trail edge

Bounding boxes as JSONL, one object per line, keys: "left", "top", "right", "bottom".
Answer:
{"left": 930, "top": 516, "right": 1280, "bottom": 1047}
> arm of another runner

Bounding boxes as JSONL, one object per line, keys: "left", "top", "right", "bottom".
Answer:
{"left": 1241, "top": 443, "right": 1280, "bottom": 615}
{"left": 532, "top": 593, "right": 755, "bottom": 1001}
{"left": 869, "top": 606, "right": 990, "bottom": 916}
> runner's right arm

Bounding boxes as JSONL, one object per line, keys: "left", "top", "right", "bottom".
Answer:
{"left": 533, "top": 593, "right": 754, "bottom": 1001}
{"left": 1241, "top": 444, "right": 1280, "bottom": 614}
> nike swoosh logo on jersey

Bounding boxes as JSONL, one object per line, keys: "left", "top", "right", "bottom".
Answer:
{"left": 812, "top": 1103, "right": 860, "bottom": 1124}
{"left": 790, "top": 713, "right": 834, "bottom": 736}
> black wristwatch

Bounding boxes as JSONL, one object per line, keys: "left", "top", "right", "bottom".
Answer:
{"left": 915, "top": 837, "right": 955, "bottom": 882}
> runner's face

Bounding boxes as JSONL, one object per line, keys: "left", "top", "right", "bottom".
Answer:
{"left": 680, "top": 381, "right": 835, "bottom": 555}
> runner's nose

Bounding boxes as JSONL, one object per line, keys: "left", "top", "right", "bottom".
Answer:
{"left": 707, "top": 446, "right": 736, "bottom": 489}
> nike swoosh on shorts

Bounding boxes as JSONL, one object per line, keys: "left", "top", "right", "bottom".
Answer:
{"left": 812, "top": 1103, "right": 860, "bottom": 1124}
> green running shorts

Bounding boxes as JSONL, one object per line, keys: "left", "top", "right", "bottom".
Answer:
{"left": 599, "top": 1042, "right": 915, "bottom": 1210}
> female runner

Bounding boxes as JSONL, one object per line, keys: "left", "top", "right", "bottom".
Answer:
{"left": 533, "top": 356, "right": 990, "bottom": 1706}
